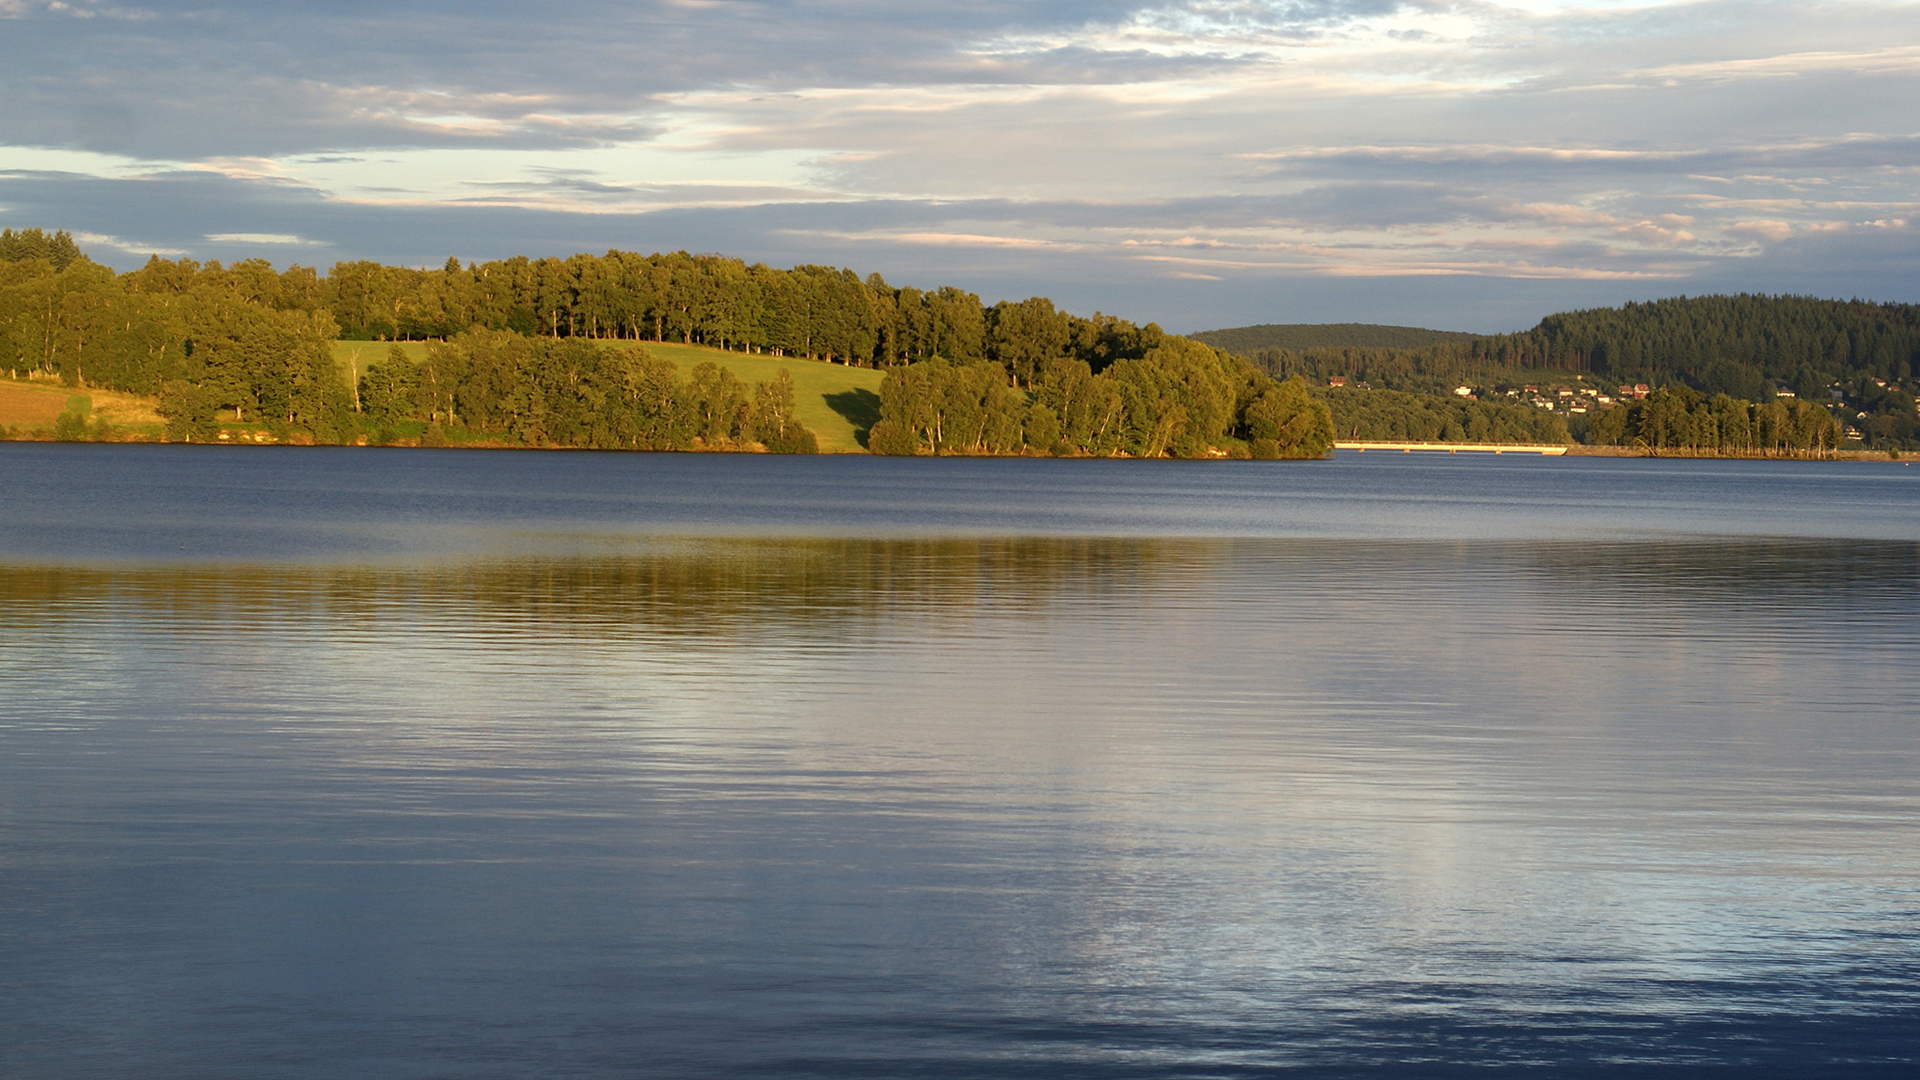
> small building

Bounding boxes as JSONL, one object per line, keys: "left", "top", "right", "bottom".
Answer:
{"left": 1453, "top": 386, "right": 1474, "bottom": 397}
{"left": 1328, "top": 375, "right": 1347, "bottom": 388}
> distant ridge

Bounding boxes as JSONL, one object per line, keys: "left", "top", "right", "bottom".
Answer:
{"left": 1190, "top": 323, "right": 1481, "bottom": 353}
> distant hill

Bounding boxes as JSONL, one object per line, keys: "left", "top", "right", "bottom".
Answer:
{"left": 1190, "top": 323, "right": 1481, "bottom": 353}
{"left": 1218, "top": 295, "right": 1920, "bottom": 449}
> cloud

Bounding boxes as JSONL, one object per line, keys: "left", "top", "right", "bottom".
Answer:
{"left": 809, "top": 231, "right": 1070, "bottom": 249}
{"left": 71, "top": 229, "right": 187, "bottom": 257}
{"left": 1723, "top": 219, "right": 1797, "bottom": 245}
{"left": 1761, "top": 216, "right": 1920, "bottom": 276}
{"left": 204, "top": 232, "right": 323, "bottom": 246}
{"left": 0, "top": 1, "right": 1421, "bottom": 158}
{"left": 4, "top": 0, "right": 1920, "bottom": 330}
{"left": 1248, "top": 135, "right": 1920, "bottom": 182}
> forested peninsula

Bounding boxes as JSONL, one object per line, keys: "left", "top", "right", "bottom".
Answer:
{"left": 3, "top": 226, "right": 1915, "bottom": 457}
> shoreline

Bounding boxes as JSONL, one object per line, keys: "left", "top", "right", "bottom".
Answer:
{"left": 0, "top": 434, "right": 1906, "bottom": 462}
{"left": 1561, "top": 444, "right": 1904, "bottom": 462}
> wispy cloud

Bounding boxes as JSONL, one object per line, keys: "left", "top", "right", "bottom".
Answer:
{"left": 204, "top": 232, "right": 322, "bottom": 245}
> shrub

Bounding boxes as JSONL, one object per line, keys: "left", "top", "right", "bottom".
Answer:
{"left": 866, "top": 419, "right": 921, "bottom": 456}
{"left": 53, "top": 395, "right": 92, "bottom": 442}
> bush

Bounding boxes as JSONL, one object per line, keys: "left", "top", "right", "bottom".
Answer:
{"left": 53, "top": 396, "right": 92, "bottom": 442}
{"left": 866, "top": 419, "right": 921, "bottom": 456}
{"left": 765, "top": 422, "right": 818, "bottom": 454}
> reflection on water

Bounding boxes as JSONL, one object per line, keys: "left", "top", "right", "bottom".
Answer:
{"left": 0, "top": 538, "right": 1189, "bottom": 643}
{"left": 4, "top": 534, "right": 1919, "bottom": 1076}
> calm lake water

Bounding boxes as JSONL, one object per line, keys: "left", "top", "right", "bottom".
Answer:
{"left": 3, "top": 445, "right": 1918, "bottom": 1077}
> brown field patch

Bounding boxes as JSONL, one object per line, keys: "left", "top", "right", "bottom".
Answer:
{"left": 0, "top": 381, "right": 69, "bottom": 429}
{"left": 85, "top": 387, "right": 165, "bottom": 428}
{"left": 0, "top": 379, "right": 165, "bottom": 433}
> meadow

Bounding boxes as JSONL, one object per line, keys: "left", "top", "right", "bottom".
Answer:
{"left": 638, "top": 343, "right": 883, "bottom": 453}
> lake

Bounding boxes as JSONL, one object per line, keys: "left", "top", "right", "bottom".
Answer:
{"left": 2, "top": 445, "right": 1917, "bottom": 1077}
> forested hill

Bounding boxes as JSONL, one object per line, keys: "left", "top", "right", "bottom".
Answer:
{"left": 1497, "top": 295, "right": 1920, "bottom": 396}
{"left": 1191, "top": 323, "right": 1480, "bottom": 353}
{"left": 1245, "top": 295, "right": 1920, "bottom": 397}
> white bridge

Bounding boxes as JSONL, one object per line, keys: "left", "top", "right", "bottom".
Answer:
{"left": 1337, "top": 442, "right": 1568, "bottom": 455}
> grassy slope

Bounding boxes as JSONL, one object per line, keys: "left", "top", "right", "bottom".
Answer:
{"left": 330, "top": 339, "right": 883, "bottom": 452}
{"left": 635, "top": 342, "right": 883, "bottom": 453}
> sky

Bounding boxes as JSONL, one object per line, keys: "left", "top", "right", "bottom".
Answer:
{"left": 2, "top": 0, "right": 1916, "bottom": 332}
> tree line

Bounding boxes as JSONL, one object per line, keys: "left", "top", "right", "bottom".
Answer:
{"left": 0, "top": 228, "right": 85, "bottom": 270}
{"left": 867, "top": 339, "right": 1335, "bottom": 459}
{"left": 1323, "top": 389, "right": 1572, "bottom": 445}
{"left": 323, "top": 250, "right": 1183, "bottom": 380}
{"left": 150, "top": 330, "right": 821, "bottom": 452}
{"left": 2, "top": 232, "right": 1174, "bottom": 386}
{"left": 1582, "top": 387, "right": 1841, "bottom": 455}
{"left": 369, "top": 333, "right": 815, "bottom": 452}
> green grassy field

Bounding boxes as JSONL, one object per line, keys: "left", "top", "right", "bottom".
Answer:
{"left": 333, "top": 339, "right": 883, "bottom": 452}
{"left": 635, "top": 342, "right": 882, "bottom": 453}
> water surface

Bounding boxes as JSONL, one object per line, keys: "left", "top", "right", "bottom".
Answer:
{"left": 2, "top": 446, "right": 1917, "bottom": 1077}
